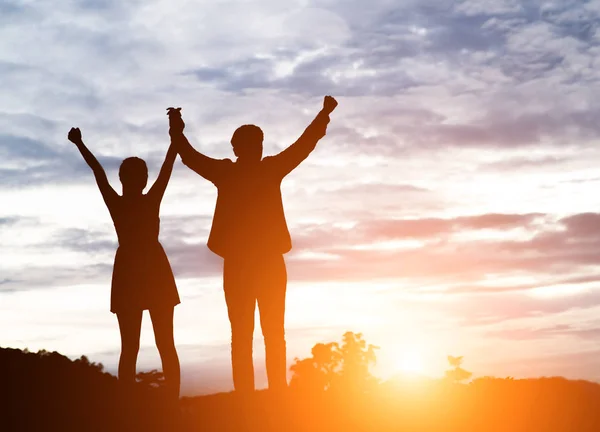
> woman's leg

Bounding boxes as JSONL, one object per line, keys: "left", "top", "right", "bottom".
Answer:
{"left": 116, "top": 310, "right": 143, "bottom": 385}
{"left": 149, "top": 306, "right": 180, "bottom": 400}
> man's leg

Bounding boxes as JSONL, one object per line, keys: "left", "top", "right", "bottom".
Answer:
{"left": 257, "top": 254, "right": 288, "bottom": 392}
{"left": 224, "top": 258, "right": 257, "bottom": 393}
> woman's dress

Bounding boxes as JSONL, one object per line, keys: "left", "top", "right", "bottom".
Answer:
{"left": 108, "top": 194, "right": 180, "bottom": 314}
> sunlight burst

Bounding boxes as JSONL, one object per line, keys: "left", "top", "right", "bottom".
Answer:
{"left": 397, "top": 350, "right": 425, "bottom": 374}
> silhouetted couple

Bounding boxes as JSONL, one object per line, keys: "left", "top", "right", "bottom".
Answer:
{"left": 69, "top": 95, "right": 338, "bottom": 400}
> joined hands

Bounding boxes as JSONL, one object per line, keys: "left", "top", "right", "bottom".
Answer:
{"left": 167, "top": 107, "right": 185, "bottom": 137}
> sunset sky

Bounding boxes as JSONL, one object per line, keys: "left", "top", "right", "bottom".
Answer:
{"left": 3, "top": 0, "right": 600, "bottom": 395}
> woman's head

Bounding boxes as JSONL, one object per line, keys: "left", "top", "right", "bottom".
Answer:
{"left": 231, "top": 124, "right": 264, "bottom": 162}
{"left": 119, "top": 157, "right": 148, "bottom": 192}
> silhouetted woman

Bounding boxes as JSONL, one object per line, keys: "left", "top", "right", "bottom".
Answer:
{"left": 68, "top": 124, "right": 181, "bottom": 400}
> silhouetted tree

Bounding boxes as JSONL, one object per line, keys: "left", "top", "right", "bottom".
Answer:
{"left": 445, "top": 355, "right": 472, "bottom": 383}
{"left": 290, "top": 331, "right": 378, "bottom": 393}
{"left": 332, "top": 332, "right": 379, "bottom": 394}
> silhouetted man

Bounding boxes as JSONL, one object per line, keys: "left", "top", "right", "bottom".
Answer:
{"left": 170, "top": 96, "right": 338, "bottom": 393}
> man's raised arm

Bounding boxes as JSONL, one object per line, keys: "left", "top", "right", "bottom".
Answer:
{"left": 270, "top": 95, "right": 338, "bottom": 178}
{"left": 167, "top": 107, "right": 228, "bottom": 184}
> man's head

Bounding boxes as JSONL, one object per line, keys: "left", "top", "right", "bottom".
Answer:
{"left": 231, "top": 124, "right": 264, "bottom": 162}
{"left": 119, "top": 157, "right": 148, "bottom": 193}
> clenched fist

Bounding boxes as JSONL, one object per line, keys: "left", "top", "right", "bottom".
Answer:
{"left": 323, "top": 95, "right": 338, "bottom": 115}
{"left": 68, "top": 127, "right": 82, "bottom": 144}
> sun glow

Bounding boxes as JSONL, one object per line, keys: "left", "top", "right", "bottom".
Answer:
{"left": 396, "top": 349, "right": 425, "bottom": 375}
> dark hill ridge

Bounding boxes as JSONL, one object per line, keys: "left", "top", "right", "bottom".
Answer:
{"left": 1, "top": 347, "right": 173, "bottom": 431}
{"left": 4, "top": 346, "right": 600, "bottom": 431}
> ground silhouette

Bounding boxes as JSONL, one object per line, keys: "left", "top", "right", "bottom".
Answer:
{"left": 4, "top": 342, "right": 600, "bottom": 431}
{"left": 2, "top": 347, "right": 176, "bottom": 431}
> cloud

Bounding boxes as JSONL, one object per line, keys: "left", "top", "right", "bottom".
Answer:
{"left": 0, "top": 132, "right": 124, "bottom": 188}
{"left": 290, "top": 212, "right": 544, "bottom": 253}
{"left": 51, "top": 227, "right": 116, "bottom": 254}
{"left": 481, "top": 155, "right": 569, "bottom": 171}
{"left": 0, "top": 216, "right": 22, "bottom": 226}
{"left": 0, "top": 263, "right": 113, "bottom": 294}
{"left": 284, "top": 212, "right": 600, "bottom": 288}
{"left": 486, "top": 324, "right": 600, "bottom": 341}
{"left": 364, "top": 213, "right": 545, "bottom": 239}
